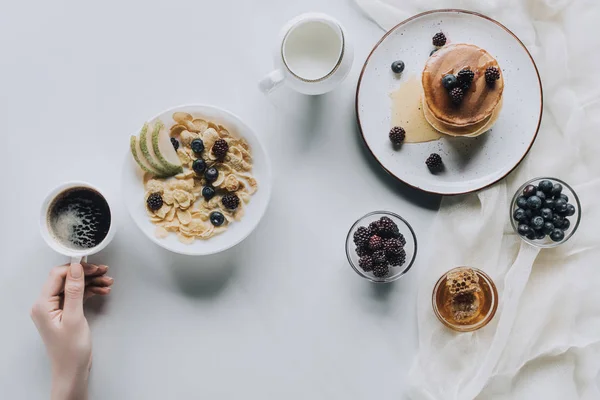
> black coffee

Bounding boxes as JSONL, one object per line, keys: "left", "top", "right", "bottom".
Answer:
{"left": 47, "top": 187, "right": 111, "bottom": 250}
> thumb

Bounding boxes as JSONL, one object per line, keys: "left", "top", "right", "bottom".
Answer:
{"left": 63, "top": 263, "right": 85, "bottom": 322}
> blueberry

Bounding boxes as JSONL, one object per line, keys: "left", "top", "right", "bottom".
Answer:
{"left": 192, "top": 159, "right": 207, "bottom": 174}
{"left": 517, "top": 224, "right": 530, "bottom": 236}
{"left": 559, "top": 193, "right": 569, "bottom": 203}
{"left": 542, "top": 222, "right": 554, "bottom": 235}
{"left": 526, "top": 231, "right": 537, "bottom": 240}
{"left": 170, "top": 137, "right": 179, "bottom": 151}
{"left": 554, "top": 198, "right": 567, "bottom": 213}
{"left": 535, "top": 191, "right": 546, "bottom": 201}
{"left": 540, "top": 208, "right": 553, "bottom": 221}
{"left": 516, "top": 196, "right": 528, "bottom": 209}
{"left": 524, "top": 209, "right": 535, "bottom": 220}
{"left": 202, "top": 186, "right": 215, "bottom": 200}
{"left": 551, "top": 183, "right": 563, "bottom": 197}
{"left": 513, "top": 208, "right": 527, "bottom": 222}
{"left": 527, "top": 196, "right": 542, "bottom": 210}
{"left": 391, "top": 60, "right": 405, "bottom": 73}
{"left": 565, "top": 204, "right": 576, "bottom": 216}
{"left": 561, "top": 218, "right": 571, "bottom": 231}
{"left": 538, "top": 180, "right": 553, "bottom": 194}
{"left": 531, "top": 216, "right": 544, "bottom": 230}
{"left": 535, "top": 230, "right": 546, "bottom": 240}
{"left": 209, "top": 211, "right": 225, "bottom": 227}
{"left": 442, "top": 74, "right": 458, "bottom": 89}
{"left": 550, "top": 228, "right": 565, "bottom": 242}
{"left": 523, "top": 185, "right": 537, "bottom": 197}
{"left": 543, "top": 198, "right": 556, "bottom": 210}
{"left": 552, "top": 214, "right": 564, "bottom": 228}
{"left": 430, "top": 48, "right": 438, "bottom": 56}
{"left": 191, "top": 139, "right": 205, "bottom": 154}
{"left": 204, "top": 167, "right": 219, "bottom": 182}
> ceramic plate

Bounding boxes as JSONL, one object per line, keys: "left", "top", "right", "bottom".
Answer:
{"left": 122, "top": 104, "right": 272, "bottom": 256}
{"left": 356, "top": 10, "right": 542, "bottom": 195}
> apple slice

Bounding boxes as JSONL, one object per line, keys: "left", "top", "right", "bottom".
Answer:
{"left": 152, "top": 121, "right": 183, "bottom": 173}
{"left": 130, "top": 136, "right": 165, "bottom": 176}
{"left": 139, "top": 123, "right": 175, "bottom": 176}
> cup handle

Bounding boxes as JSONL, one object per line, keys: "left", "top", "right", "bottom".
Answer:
{"left": 259, "top": 70, "right": 285, "bottom": 94}
{"left": 70, "top": 255, "right": 87, "bottom": 265}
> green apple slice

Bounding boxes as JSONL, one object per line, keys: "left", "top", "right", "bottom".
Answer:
{"left": 130, "top": 136, "right": 165, "bottom": 177}
{"left": 139, "top": 123, "right": 173, "bottom": 175}
{"left": 152, "top": 121, "right": 183, "bottom": 174}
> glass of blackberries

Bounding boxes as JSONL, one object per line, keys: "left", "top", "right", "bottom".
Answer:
{"left": 510, "top": 177, "right": 581, "bottom": 248}
{"left": 346, "top": 211, "right": 417, "bottom": 283}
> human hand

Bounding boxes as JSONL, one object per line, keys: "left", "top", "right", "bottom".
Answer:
{"left": 31, "top": 263, "right": 114, "bottom": 400}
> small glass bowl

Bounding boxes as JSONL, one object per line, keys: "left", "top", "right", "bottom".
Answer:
{"left": 510, "top": 177, "right": 581, "bottom": 248}
{"left": 432, "top": 267, "right": 498, "bottom": 332}
{"left": 345, "top": 211, "right": 417, "bottom": 283}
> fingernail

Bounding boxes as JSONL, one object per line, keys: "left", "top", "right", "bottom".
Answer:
{"left": 107, "top": 277, "right": 114, "bottom": 283}
{"left": 70, "top": 263, "right": 82, "bottom": 278}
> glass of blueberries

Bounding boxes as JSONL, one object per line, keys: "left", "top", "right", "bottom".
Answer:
{"left": 511, "top": 177, "right": 581, "bottom": 248}
{"left": 345, "top": 211, "right": 418, "bottom": 283}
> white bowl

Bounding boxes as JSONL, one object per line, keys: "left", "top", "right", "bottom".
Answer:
{"left": 122, "top": 104, "right": 272, "bottom": 256}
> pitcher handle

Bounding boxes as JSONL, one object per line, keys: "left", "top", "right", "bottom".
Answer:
{"left": 259, "top": 69, "right": 285, "bottom": 94}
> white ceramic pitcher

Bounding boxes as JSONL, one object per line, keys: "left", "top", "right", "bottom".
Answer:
{"left": 259, "top": 13, "right": 353, "bottom": 95}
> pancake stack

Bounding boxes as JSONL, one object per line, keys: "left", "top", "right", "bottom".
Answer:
{"left": 422, "top": 43, "right": 504, "bottom": 137}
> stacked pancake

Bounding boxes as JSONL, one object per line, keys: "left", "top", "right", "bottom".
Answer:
{"left": 421, "top": 43, "right": 504, "bottom": 137}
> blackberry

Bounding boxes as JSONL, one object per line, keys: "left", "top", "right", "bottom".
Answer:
{"left": 359, "top": 255, "right": 374, "bottom": 272}
{"left": 212, "top": 139, "right": 229, "bottom": 159}
{"left": 426, "top": 153, "right": 443, "bottom": 171}
{"left": 378, "top": 216, "right": 399, "bottom": 238}
{"left": 191, "top": 138, "right": 205, "bottom": 154}
{"left": 353, "top": 226, "right": 370, "bottom": 247}
{"left": 397, "top": 233, "right": 406, "bottom": 247}
{"left": 485, "top": 66, "right": 500, "bottom": 84}
{"left": 457, "top": 68, "right": 474, "bottom": 90}
{"left": 372, "top": 250, "right": 386, "bottom": 264}
{"left": 432, "top": 32, "right": 446, "bottom": 47}
{"left": 388, "top": 249, "right": 406, "bottom": 266}
{"left": 369, "top": 235, "right": 383, "bottom": 251}
{"left": 368, "top": 221, "right": 381, "bottom": 236}
{"left": 356, "top": 246, "right": 371, "bottom": 258}
{"left": 373, "top": 264, "right": 390, "bottom": 278}
{"left": 384, "top": 238, "right": 403, "bottom": 255}
{"left": 222, "top": 193, "right": 240, "bottom": 210}
{"left": 146, "top": 193, "right": 163, "bottom": 211}
{"left": 389, "top": 126, "right": 406, "bottom": 145}
{"left": 170, "top": 137, "right": 179, "bottom": 151}
{"left": 449, "top": 87, "right": 464, "bottom": 105}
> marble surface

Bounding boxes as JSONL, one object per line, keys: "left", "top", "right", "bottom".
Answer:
{"left": 0, "top": 0, "right": 440, "bottom": 398}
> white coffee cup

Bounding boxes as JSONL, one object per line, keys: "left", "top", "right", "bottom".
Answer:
{"left": 259, "top": 13, "right": 353, "bottom": 95}
{"left": 40, "top": 181, "right": 116, "bottom": 264}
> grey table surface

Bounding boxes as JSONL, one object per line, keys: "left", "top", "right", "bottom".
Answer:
{"left": 0, "top": 0, "right": 440, "bottom": 398}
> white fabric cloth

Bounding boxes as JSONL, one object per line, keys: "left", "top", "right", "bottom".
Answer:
{"left": 354, "top": 1, "right": 600, "bottom": 399}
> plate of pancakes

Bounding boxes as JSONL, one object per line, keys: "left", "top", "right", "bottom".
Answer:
{"left": 356, "top": 9, "right": 542, "bottom": 195}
